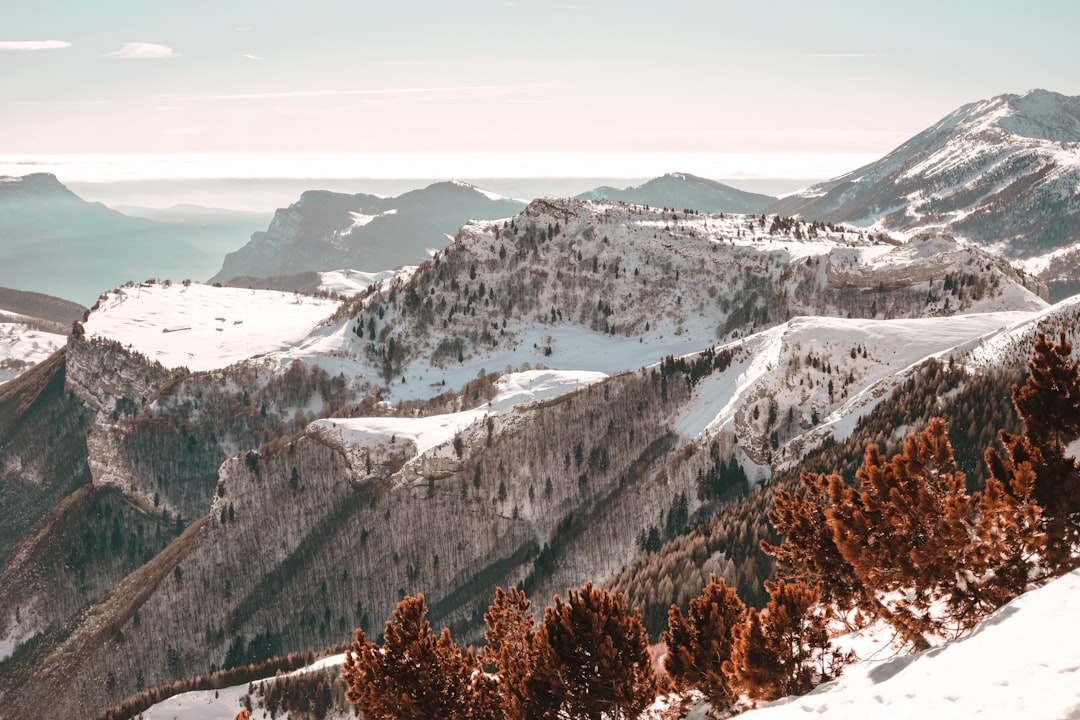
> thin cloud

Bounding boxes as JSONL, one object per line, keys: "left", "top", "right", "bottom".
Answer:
{"left": 802, "top": 53, "right": 894, "bottom": 58}
{"left": 0, "top": 40, "right": 71, "bottom": 51}
{"left": 242, "top": 54, "right": 264, "bottom": 61}
{"left": 105, "top": 42, "right": 179, "bottom": 59}
{"left": 161, "top": 127, "right": 202, "bottom": 135}
{"left": 749, "top": 52, "right": 894, "bottom": 59}
{"left": 154, "top": 83, "right": 551, "bottom": 102}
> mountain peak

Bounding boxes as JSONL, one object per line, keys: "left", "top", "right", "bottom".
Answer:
{"left": 575, "top": 173, "right": 775, "bottom": 213}
{"left": 0, "top": 172, "right": 72, "bottom": 198}
{"left": 768, "top": 89, "right": 1080, "bottom": 267}
{"left": 995, "top": 88, "right": 1080, "bottom": 142}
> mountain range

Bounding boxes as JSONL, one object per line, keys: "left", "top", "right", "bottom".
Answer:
{"left": 0, "top": 174, "right": 221, "bottom": 306}
{"left": 1, "top": 89, "right": 1080, "bottom": 720}
{"left": 0, "top": 192, "right": 1066, "bottom": 719}
{"left": 575, "top": 173, "right": 775, "bottom": 213}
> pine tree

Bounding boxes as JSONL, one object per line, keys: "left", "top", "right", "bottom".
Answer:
{"left": 763, "top": 472, "right": 862, "bottom": 617}
{"left": 988, "top": 331, "right": 1080, "bottom": 570}
{"left": 480, "top": 587, "right": 537, "bottom": 720}
{"left": 724, "top": 580, "right": 841, "bottom": 702}
{"left": 826, "top": 419, "right": 1041, "bottom": 644}
{"left": 342, "top": 594, "right": 478, "bottom": 720}
{"left": 766, "top": 418, "right": 1044, "bottom": 649}
{"left": 663, "top": 575, "right": 746, "bottom": 712}
{"left": 526, "top": 583, "right": 657, "bottom": 720}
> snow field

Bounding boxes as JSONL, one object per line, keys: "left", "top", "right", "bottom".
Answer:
{"left": 83, "top": 282, "right": 341, "bottom": 372}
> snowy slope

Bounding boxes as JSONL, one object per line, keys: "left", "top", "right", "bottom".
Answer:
{"left": 768, "top": 89, "right": 1080, "bottom": 263}
{"left": 671, "top": 311, "right": 1033, "bottom": 467}
{"left": 0, "top": 316, "right": 66, "bottom": 384}
{"left": 136, "top": 572, "right": 1080, "bottom": 720}
{"left": 736, "top": 570, "right": 1080, "bottom": 720}
{"left": 310, "top": 369, "right": 606, "bottom": 481}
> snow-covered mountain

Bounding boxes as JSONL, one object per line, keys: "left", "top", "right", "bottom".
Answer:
{"left": 0, "top": 174, "right": 217, "bottom": 305}
{"left": 576, "top": 173, "right": 776, "bottom": 213}
{"left": 769, "top": 89, "right": 1080, "bottom": 267}
{"left": 209, "top": 181, "right": 525, "bottom": 286}
{"left": 0, "top": 199, "right": 1062, "bottom": 720}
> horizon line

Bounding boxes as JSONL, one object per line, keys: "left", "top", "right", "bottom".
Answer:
{"left": 0, "top": 151, "right": 878, "bottom": 183}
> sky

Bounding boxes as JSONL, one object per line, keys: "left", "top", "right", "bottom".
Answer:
{"left": 2, "top": 0, "right": 1080, "bottom": 180}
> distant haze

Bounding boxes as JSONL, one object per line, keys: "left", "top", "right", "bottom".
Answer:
{"left": 1, "top": 152, "right": 854, "bottom": 211}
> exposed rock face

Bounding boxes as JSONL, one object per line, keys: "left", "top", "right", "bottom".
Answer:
{"left": 210, "top": 182, "right": 526, "bottom": 285}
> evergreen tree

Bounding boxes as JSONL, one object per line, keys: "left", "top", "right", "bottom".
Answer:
{"left": 724, "top": 580, "right": 841, "bottom": 702}
{"left": 342, "top": 594, "right": 479, "bottom": 720}
{"left": 480, "top": 587, "right": 537, "bottom": 720}
{"left": 766, "top": 418, "right": 1044, "bottom": 649}
{"left": 987, "top": 331, "right": 1080, "bottom": 570}
{"left": 663, "top": 575, "right": 746, "bottom": 712}
{"left": 527, "top": 583, "right": 657, "bottom": 720}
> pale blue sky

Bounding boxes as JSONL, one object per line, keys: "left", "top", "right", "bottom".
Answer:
{"left": 3, "top": 0, "right": 1079, "bottom": 170}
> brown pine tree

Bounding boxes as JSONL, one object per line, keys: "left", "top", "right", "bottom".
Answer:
{"left": 988, "top": 330, "right": 1080, "bottom": 570}
{"left": 663, "top": 575, "right": 746, "bottom": 712}
{"left": 526, "top": 583, "right": 657, "bottom": 720}
{"left": 480, "top": 586, "right": 537, "bottom": 720}
{"left": 830, "top": 418, "right": 1045, "bottom": 644}
{"left": 342, "top": 594, "right": 479, "bottom": 720}
{"left": 724, "top": 580, "right": 840, "bottom": 702}
{"left": 763, "top": 472, "right": 862, "bottom": 616}
{"left": 766, "top": 417, "right": 1044, "bottom": 650}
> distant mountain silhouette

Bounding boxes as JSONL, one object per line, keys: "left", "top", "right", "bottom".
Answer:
{"left": 576, "top": 173, "right": 775, "bottom": 213}
{"left": 210, "top": 181, "right": 525, "bottom": 284}
{"left": 0, "top": 173, "right": 215, "bottom": 304}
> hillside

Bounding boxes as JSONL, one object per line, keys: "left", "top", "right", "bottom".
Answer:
{"left": 209, "top": 181, "right": 525, "bottom": 286}
{"left": 576, "top": 173, "right": 776, "bottom": 213}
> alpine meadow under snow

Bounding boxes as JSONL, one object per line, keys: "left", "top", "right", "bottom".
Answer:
{"left": 3, "top": 89, "right": 1080, "bottom": 720}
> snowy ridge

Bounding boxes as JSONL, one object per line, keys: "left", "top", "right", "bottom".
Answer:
{"left": 671, "top": 311, "right": 1033, "bottom": 467}
{"left": 768, "top": 89, "right": 1080, "bottom": 268}
{"left": 317, "top": 268, "right": 408, "bottom": 296}
{"left": 311, "top": 369, "right": 606, "bottom": 479}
